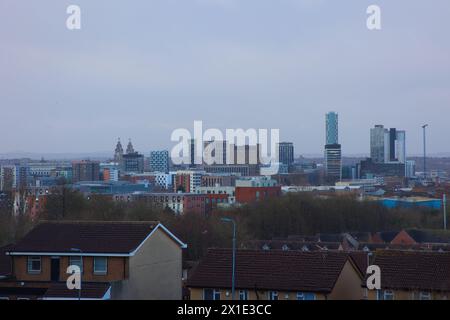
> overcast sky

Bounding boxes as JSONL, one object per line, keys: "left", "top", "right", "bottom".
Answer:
{"left": 0, "top": 0, "right": 449, "bottom": 156}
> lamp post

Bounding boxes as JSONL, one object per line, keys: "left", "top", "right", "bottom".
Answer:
{"left": 70, "top": 248, "right": 83, "bottom": 301}
{"left": 221, "top": 217, "right": 236, "bottom": 300}
{"left": 444, "top": 194, "right": 447, "bottom": 231}
{"left": 422, "top": 124, "right": 428, "bottom": 180}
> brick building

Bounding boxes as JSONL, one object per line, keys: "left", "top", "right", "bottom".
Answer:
{"left": 0, "top": 221, "right": 186, "bottom": 300}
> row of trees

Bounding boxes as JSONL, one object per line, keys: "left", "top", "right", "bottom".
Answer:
{"left": 1, "top": 189, "right": 447, "bottom": 260}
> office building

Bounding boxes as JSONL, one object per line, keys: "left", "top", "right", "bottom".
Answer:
{"left": 326, "top": 112, "right": 339, "bottom": 145}
{"left": 278, "top": 142, "right": 294, "bottom": 168}
{"left": 149, "top": 150, "right": 170, "bottom": 173}
{"left": 203, "top": 140, "right": 227, "bottom": 165}
{"left": 0, "top": 165, "right": 30, "bottom": 191}
{"left": 123, "top": 152, "right": 144, "bottom": 174}
{"left": 406, "top": 160, "right": 416, "bottom": 178}
{"left": 325, "top": 144, "right": 342, "bottom": 181}
{"left": 100, "top": 162, "right": 120, "bottom": 182}
{"left": 370, "top": 125, "right": 406, "bottom": 164}
{"left": 72, "top": 160, "right": 100, "bottom": 183}
{"left": 325, "top": 112, "right": 342, "bottom": 181}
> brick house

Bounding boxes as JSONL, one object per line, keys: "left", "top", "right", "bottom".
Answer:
{"left": 0, "top": 221, "right": 186, "bottom": 300}
{"left": 366, "top": 250, "right": 450, "bottom": 300}
{"left": 187, "top": 249, "right": 364, "bottom": 300}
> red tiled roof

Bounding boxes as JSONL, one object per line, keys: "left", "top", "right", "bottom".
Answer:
{"left": 43, "top": 282, "right": 110, "bottom": 299}
{"left": 372, "top": 250, "right": 450, "bottom": 292}
{"left": 187, "top": 249, "right": 359, "bottom": 293}
{"left": 8, "top": 221, "right": 159, "bottom": 254}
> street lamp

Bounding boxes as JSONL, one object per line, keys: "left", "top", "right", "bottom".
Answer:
{"left": 221, "top": 217, "right": 236, "bottom": 300}
{"left": 422, "top": 124, "right": 428, "bottom": 180}
{"left": 70, "top": 248, "right": 83, "bottom": 301}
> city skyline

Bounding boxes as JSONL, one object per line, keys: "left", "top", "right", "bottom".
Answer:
{"left": 1, "top": 1, "right": 449, "bottom": 155}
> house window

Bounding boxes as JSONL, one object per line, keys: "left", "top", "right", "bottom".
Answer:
{"left": 383, "top": 290, "right": 394, "bottom": 300}
{"left": 419, "top": 292, "right": 431, "bottom": 300}
{"left": 297, "top": 292, "right": 316, "bottom": 300}
{"left": 203, "top": 289, "right": 213, "bottom": 300}
{"left": 69, "top": 256, "right": 83, "bottom": 273}
{"left": 203, "top": 289, "right": 221, "bottom": 301}
{"left": 93, "top": 257, "right": 108, "bottom": 275}
{"left": 239, "top": 290, "right": 248, "bottom": 301}
{"left": 27, "top": 256, "right": 41, "bottom": 274}
{"left": 268, "top": 291, "right": 278, "bottom": 301}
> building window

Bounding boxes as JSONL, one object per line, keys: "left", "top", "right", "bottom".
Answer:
{"left": 93, "top": 257, "right": 108, "bottom": 275}
{"left": 419, "top": 292, "right": 431, "bottom": 300}
{"left": 268, "top": 291, "right": 278, "bottom": 301}
{"left": 383, "top": 290, "right": 394, "bottom": 300}
{"left": 203, "top": 289, "right": 221, "bottom": 301}
{"left": 297, "top": 292, "right": 316, "bottom": 300}
{"left": 239, "top": 290, "right": 248, "bottom": 301}
{"left": 69, "top": 256, "right": 83, "bottom": 273}
{"left": 27, "top": 256, "right": 41, "bottom": 274}
{"left": 203, "top": 289, "right": 213, "bottom": 300}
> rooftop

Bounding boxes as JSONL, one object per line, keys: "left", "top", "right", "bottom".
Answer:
{"left": 7, "top": 221, "right": 160, "bottom": 255}
{"left": 187, "top": 249, "right": 360, "bottom": 293}
{"left": 372, "top": 250, "right": 450, "bottom": 292}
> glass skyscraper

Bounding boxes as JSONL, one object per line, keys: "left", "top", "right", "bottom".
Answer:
{"left": 326, "top": 112, "right": 339, "bottom": 145}
{"left": 325, "top": 112, "right": 342, "bottom": 181}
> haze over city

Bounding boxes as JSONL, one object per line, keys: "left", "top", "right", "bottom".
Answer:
{"left": 1, "top": 0, "right": 449, "bottom": 155}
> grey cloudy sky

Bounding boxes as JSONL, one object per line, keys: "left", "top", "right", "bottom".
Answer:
{"left": 0, "top": 0, "right": 449, "bottom": 156}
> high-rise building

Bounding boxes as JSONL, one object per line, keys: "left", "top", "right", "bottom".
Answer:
{"left": 391, "top": 130, "right": 406, "bottom": 164}
{"left": 278, "top": 142, "right": 294, "bottom": 168}
{"left": 72, "top": 160, "right": 100, "bottom": 183}
{"left": 370, "top": 125, "right": 406, "bottom": 164}
{"left": 150, "top": 150, "right": 170, "bottom": 173}
{"left": 406, "top": 160, "right": 416, "bottom": 178}
{"left": 174, "top": 170, "right": 205, "bottom": 193}
{"left": 370, "top": 125, "right": 386, "bottom": 163}
{"left": 0, "top": 165, "right": 30, "bottom": 191}
{"left": 189, "top": 139, "right": 201, "bottom": 167}
{"left": 203, "top": 140, "right": 227, "bottom": 165}
{"left": 325, "top": 144, "right": 342, "bottom": 181}
{"left": 100, "top": 162, "right": 120, "bottom": 182}
{"left": 325, "top": 112, "right": 342, "bottom": 181}
{"left": 123, "top": 152, "right": 144, "bottom": 174}
{"left": 326, "top": 112, "right": 339, "bottom": 145}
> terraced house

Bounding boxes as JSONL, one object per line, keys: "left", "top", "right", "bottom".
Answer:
{"left": 187, "top": 249, "right": 365, "bottom": 300}
{"left": 366, "top": 251, "right": 450, "bottom": 300}
{"left": 0, "top": 220, "right": 186, "bottom": 300}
